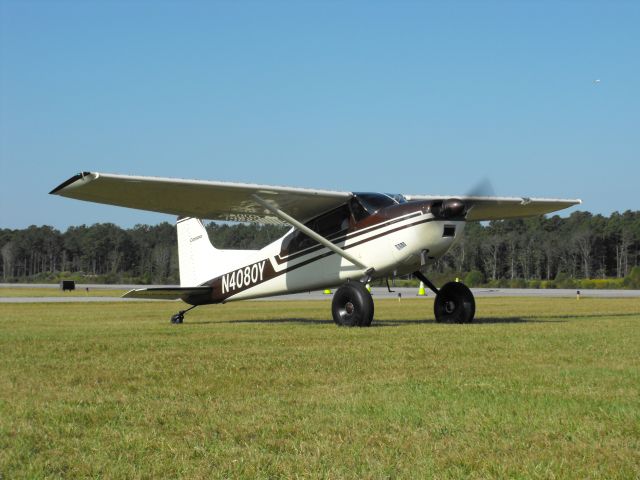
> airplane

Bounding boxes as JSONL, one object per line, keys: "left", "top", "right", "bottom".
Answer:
{"left": 50, "top": 172, "right": 581, "bottom": 326}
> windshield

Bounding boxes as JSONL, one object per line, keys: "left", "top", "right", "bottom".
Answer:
{"left": 353, "top": 192, "right": 404, "bottom": 215}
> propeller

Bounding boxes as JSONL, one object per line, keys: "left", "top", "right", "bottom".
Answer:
{"left": 466, "top": 178, "right": 495, "bottom": 197}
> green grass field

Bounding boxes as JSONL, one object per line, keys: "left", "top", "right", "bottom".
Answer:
{"left": 1, "top": 297, "right": 639, "bottom": 479}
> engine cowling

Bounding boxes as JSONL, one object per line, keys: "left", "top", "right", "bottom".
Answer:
{"left": 432, "top": 198, "right": 466, "bottom": 218}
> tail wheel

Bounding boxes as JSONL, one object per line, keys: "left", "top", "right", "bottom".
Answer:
{"left": 434, "top": 282, "right": 475, "bottom": 323}
{"left": 332, "top": 281, "right": 374, "bottom": 327}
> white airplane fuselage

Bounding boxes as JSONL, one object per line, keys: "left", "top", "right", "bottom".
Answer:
{"left": 179, "top": 200, "right": 465, "bottom": 305}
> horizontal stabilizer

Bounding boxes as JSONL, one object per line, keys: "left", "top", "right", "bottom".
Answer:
{"left": 122, "top": 286, "right": 212, "bottom": 300}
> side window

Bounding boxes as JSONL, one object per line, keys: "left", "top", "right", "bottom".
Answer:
{"left": 280, "top": 204, "right": 351, "bottom": 255}
{"left": 350, "top": 197, "right": 369, "bottom": 222}
{"left": 315, "top": 204, "right": 351, "bottom": 237}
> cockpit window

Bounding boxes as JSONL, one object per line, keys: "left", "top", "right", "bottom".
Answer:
{"left": 353, "top": 192, "right": 403, "bottom": 215}
{"left": 281, "top": 204, "right": 351, "bottom": 255}
{"left": 350, "top": 197, "right": 370, "bottom": 222}
{"left": 384, "top": 193, "right": 407, "bottom": 204}
{"left": 280, "top": 193, "right": 406, "bottom": 256}
{"left": 307, "top": 204, "right": 351, "bottom": 237}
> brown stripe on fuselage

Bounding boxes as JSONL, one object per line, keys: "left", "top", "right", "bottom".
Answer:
{"left": 276, "top": 202, "right": 426, "bottom": 264}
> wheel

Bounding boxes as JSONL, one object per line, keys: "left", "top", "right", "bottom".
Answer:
{"left": 331, "top": 281, "right": 374, "bottom": 327}
{"left": 171, "top": 313, "right": 184, "bottom": 324}
{"left": 434, "top": 282, "right": 475, "bottom": 324}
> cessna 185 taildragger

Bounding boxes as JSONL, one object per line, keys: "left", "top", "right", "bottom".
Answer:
{"left": 50, "top": 172, "right": 580, "bottom": 326}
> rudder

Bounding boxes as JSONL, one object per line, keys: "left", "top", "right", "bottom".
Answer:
{"left": 176, "top": 217, "right": 219, "bottom": 287}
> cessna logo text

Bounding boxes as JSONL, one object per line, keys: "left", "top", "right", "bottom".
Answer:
{"left": 221, "top": 260, "right": 267, "bottom": 295}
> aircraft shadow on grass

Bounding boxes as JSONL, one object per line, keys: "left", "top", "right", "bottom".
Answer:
{"left": 187, "top": 316, "right": 565, "bottom": 327}
{"left": 189, "top": 318, "right": 331, "bottom": 326}
{"left": 186, "top": 311, "right": 638, "bottom": 327}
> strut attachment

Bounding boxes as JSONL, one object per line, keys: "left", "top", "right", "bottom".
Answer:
{"left": 414, "top": 249, "right": 439, "bottom": 294}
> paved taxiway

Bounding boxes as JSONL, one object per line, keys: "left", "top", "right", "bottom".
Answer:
{"left": 2, "top": 284, "right": 639, "bottom": 303}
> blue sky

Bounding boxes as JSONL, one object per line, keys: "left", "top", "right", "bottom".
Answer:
{"left": 1, "top": 0, "right": 638, "bottom": 229}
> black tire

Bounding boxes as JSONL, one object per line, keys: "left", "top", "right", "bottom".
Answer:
{"left": 331, "top": 281, "right": 374, "bottom": 327}
{"left": 434, "top": 282, "right": 475, "bottom": 324}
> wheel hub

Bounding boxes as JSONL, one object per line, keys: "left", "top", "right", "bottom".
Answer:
{"left": 345, "top": 302, "right": 355, "bottom": 315}
{"left": 444, "top": 300, "right": 456, "bottom": 314}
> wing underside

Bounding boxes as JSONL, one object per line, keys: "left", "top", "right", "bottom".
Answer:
{"left": 51, "top": 172, "right": 351, "bottom": 224}
{"left": 50, "top": 171, "right": 581, "bottom": 224}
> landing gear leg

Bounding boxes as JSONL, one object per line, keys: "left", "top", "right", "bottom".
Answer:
{"left": 414, "top": 271, "right": 475, "bottom": 324}
{"left": 413, "top": 271, "right": 440, "bottom": 296}
{"left": 170, "top": 305, "right": 197, "bottom": 324}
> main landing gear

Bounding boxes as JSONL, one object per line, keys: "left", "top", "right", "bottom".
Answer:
{"left": 170, "top": 305, "right": 197, "bottom": 324}
{"left": 414, "top": 271, "right": 476, "bottom": 323}
{"left": 330, "top": 272, "right": 475, "bottom": 327}
{"left": 331, "top": 280, "right": 374, "bottom": 327}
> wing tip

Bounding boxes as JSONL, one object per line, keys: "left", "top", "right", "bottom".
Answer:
{"left": 49, "top": 171, "right": 93, "bottom": 195}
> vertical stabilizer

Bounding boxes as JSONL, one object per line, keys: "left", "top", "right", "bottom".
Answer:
{"left": 176, "top": 217, "right": 258, "bottom": 288}
{"left": 176, "top": 217, "right": 219, "bottom": 287}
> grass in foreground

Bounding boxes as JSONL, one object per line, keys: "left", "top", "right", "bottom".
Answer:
{"left": 1, "top": 297, "right": 639, "bottom": 479}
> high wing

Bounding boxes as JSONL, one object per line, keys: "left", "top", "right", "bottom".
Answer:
{"left": 404, "top": 194, "right": 581, "bottom": 221}
{"left": 50, "top": 172, "right": 580, "bottom": 224}
{"left": 50, "top": 172, "right": 350, "bottom": 224}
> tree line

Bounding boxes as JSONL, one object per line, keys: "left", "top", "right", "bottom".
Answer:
{"left": 432, "top": 210, "right": 640, "bottom": 288}
{"left": 0, "top": 223, "right": 287, "bottom": 284}
{"left": 1, "top": 210, "right": 640, "bottom": 288}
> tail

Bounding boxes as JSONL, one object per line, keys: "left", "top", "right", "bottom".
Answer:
{"left": 176, "top": 217, "right": 257, "bottom": 287}
{"left": 177, "top": 217, "right": 220, "bottom": 286}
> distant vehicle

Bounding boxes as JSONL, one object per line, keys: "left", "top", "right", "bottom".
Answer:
{"left": 51, "top": 172, "right": 580, "bottom": 326}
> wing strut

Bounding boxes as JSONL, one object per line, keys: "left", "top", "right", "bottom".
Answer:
{"left": 252, "top": 194, "right": 370, "bottom": 272}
